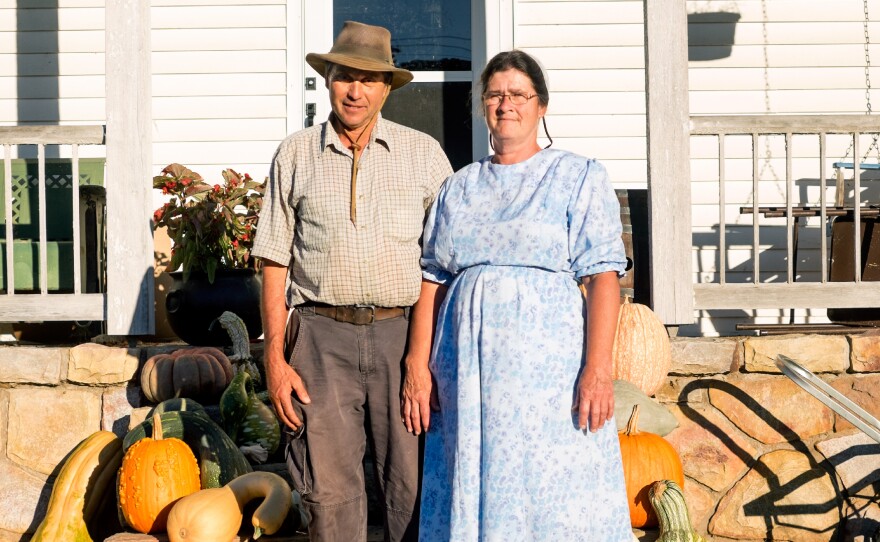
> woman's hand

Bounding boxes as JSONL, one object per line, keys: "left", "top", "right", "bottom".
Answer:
{"left": 575, "top": 270, "right": 621, "bottom": 433}
{"left": 400, "top": 279, "right": 448, "bottom": 435}
{"left": 573, "top": 367, "right": 614, "bottom": 432}
{"left": 401, "top": 358, "right": 438, "bottom": 435}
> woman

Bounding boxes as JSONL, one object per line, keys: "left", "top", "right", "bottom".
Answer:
{"left": 401, "top": 50, "right": 632, "bottom": 541}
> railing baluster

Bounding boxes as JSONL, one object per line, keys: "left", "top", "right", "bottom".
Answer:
{"left": 37, "top": 144, "right": 48, "bottom": 294}
{"left": 785, "top": 132, "right": 793, "bottom": 283}
{"left": 72, "top": 145, "right": 81, "bottom": 295}
{"left": 752, "top": 132, "right": 760, "bottom": 284}
{"left": 3, "top": 145, "right": 12, "bottom": 295}
{"left": 819, "top": 133, "right": 827, "bottom": 284}
{"left": 719, "top": 133, "right": 726, "bottom": 285}
{"left": 853, "top": 133, "right": 862, "bottom": 283}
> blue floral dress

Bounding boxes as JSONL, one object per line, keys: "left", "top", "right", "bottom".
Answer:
{"left": 418, "top": 149, "right": 632, "bottom": 541}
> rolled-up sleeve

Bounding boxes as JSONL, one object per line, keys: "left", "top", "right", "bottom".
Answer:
{"left": 567, "top": 160, "right": 628, "bottom": 279}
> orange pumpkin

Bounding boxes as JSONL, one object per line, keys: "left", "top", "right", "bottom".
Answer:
{"left": 118, "top": 413, "right": 201, "bottom": 533}
{"left": 618, "top": 404, "right": 684, "bottom": 528}
{"left": 611, "top": 297, "right": 672, "bottom": 396}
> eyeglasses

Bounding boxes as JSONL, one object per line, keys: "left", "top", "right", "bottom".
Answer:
{"left": 483, "top": 92, "right": 538, "bottom": 106}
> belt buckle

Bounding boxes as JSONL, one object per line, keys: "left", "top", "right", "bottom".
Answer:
{"left": 352, "top": 304, "right": 375, "bottom": 325}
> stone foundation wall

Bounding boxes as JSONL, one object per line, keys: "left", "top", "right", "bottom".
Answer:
{"left": 2, "top": 333, "right": 880, "bottom": 541}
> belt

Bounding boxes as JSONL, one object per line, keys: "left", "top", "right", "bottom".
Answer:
{"left": 303, "top": 304, "right": 406, "bottom": 325}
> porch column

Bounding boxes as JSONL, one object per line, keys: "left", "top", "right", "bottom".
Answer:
{"left": 105, "top": 0, "right": 154, "bottom": 335}
{"left": 644, "top": 0, "right": 694, "bottom": 324}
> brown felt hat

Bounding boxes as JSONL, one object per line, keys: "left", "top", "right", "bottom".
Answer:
{"left": 306, "top": 21, "right": 413, "bottom": 90}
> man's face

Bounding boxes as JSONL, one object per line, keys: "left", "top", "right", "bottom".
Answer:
{"left": 327, "top": 65, "right": 391, "bottom": 131}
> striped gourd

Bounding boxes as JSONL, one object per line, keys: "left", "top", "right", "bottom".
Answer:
{"left": 648, "top": 480, "right": 706, "bottom": 542}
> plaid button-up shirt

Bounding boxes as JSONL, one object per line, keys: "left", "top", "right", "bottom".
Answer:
{"left": 252, "top": 116, "right": 453, "bottom": 308}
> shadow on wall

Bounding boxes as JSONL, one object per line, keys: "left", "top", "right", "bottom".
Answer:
{"left": 677, "top": 380, "right": 863, "bottom": 540}
{"left": 17, "top": 1, "right": 60, "bottom": 153}
{"left": 688, "top": 11, "right": 741, "bottom": 61}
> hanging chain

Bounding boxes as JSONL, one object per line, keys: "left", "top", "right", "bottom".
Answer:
{"left": 864, "top": 0, "right": 873, "bottom": 114}
{"left": 862, "top": 0, "right": 880, "bottom": 160}
{"left": 843, "top": 0, "right": 879, "bottom": 162}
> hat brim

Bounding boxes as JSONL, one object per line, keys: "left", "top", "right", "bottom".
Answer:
{"left": 306, "top": 52, "right": 413, "bottom": 90}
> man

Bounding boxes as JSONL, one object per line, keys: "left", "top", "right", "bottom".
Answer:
{"left": 251, "top": 21, "right": 453, "bottom": 542}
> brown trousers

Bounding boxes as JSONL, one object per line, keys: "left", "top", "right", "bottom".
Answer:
{"left": 284, "top": 306, "right": 420, "bottom": 542}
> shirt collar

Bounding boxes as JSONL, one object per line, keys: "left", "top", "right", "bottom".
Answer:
{"left": 321, "top": 114, "right": 392, "bottom": 155}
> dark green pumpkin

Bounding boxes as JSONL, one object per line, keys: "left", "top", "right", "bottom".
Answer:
{"left": 124, "top": 410, "right": 251, "bottom": 488}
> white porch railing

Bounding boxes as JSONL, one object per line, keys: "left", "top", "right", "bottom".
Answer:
{"left": 0, "top": 125, "right": 106, "bottom": 322}
{"left": 689, "top": 115, "right": 880, "bottom": 313}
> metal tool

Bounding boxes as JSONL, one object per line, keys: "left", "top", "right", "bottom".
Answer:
{"left": 776, "top": 354, "right": 880, "bottom": 445}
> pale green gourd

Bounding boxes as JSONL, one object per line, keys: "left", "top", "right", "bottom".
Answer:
{"left": 648, "top": 480, "right": 707, "bottom": 542}
{"left": 220, "top": 370, "right": 281, "bottom": 459}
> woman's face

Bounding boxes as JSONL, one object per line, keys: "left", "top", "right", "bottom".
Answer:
{"left": 483, "top": 68, "right": 547, "bottom": 147}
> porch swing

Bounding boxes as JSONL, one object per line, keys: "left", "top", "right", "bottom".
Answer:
{"left": 827, "top": 0, "right": 880, "bottom": 325}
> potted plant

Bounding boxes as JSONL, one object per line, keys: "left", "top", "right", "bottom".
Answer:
{"left": 152, "top": 163, "right": 265, "bottom": 346}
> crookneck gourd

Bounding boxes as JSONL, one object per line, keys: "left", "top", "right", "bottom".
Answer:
{"left": 166, "top": 471, "right": 292, "bottom": 541}
{"left": 220, "top": 369, "right": 281, "bottom": 460}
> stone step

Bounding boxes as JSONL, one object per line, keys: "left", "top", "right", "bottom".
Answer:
{"left": 104, "top": 526, "right": 385, "bottom": 542}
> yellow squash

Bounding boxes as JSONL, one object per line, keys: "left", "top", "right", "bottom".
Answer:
{"left": 31, "top": 431, "right": 123, "bottom": 542}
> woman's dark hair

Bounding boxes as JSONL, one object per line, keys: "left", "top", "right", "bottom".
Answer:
{"left": 479, "top": 50, "right": 549, "bottom": 107}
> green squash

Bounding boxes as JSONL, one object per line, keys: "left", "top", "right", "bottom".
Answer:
{"left": 614, "top": 379, "right": 678, "bottom": 436}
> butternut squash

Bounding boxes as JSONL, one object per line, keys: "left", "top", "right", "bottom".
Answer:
{"left": 31, "top": 431, "right": 123, "bottom": 542}
{"left": 166, "top": 471, "right": 292, "bottom": 541}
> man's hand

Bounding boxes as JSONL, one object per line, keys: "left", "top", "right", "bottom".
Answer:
{"left": 265, "top": 353, "right": 311, "bottom": 431}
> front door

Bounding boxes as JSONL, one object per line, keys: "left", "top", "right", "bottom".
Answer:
{"left": 302, "top": 0, "right": 474, "bottom": 170}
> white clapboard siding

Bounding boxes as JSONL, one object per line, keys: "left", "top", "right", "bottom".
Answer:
{"left": 147, "top": 3, "right": 289, "bottom": 175}
{"left": 0, "top": 30, "right": 104, "bottom": 52}
{"left": 154, "top": 119, "right": 287, "bottom": 142}
{"left": 153, "top": 51, "right": 287, "bottom": 74}
{"left": 517, "top": 1, "right": 645, "bottom": 24}
{"left": 0, "top": 8, "right": 105, "bottom": 31}
{"left": 153, "top": 141, "right": 280, "bottom": 166}
{"left": 153, "top": 73, "right": 286, "bottom": 96}
{"left": 518, "top": 24, "right": 644, "bottom": 47}
{"left": 547, "top": 114, "right": 646, "bottom": 137}
{"left": 152, "top": 96, "right": 286, "bottom": 119}
{"left": 547, "top": 69, "right": 645, "bottom": 92}
{"left": 152, "top": 28, "right": 285, "bottom": 51}
{"left": 0, "top": 98, "right": 105, "bottom": 121}
{"left": 1, "top": 75, "right": 106, "bottom": 98}
{"left": 0, "top": 53, "right": 105, "bottom": 76}
{"left": 690, "top": 67, "right": 878, "bottom": 91}
{"left": 152, "top": 5, "right": 286, "bottom": 28}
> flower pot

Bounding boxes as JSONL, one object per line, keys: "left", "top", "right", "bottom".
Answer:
{"left": 165, "top": 268, "right": 262, "bottom": 346}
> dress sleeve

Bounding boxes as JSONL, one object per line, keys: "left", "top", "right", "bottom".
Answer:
{"left": 568, "top": 159, "right": 628, "bottom": 279}
{"left": 421, "top": 182, "right": 455, "bottom": 285}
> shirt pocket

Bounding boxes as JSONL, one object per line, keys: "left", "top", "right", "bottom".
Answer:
{"left": 381, "top": 187, "right": 427, "bottom": 243}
